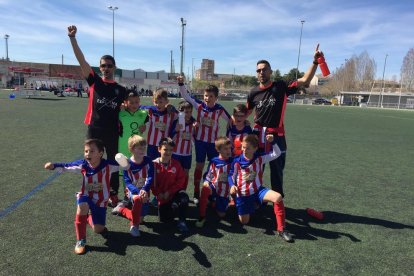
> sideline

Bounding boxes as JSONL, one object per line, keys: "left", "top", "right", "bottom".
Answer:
{"left": 0, "top": 170, "right": 62, "bottom": 219}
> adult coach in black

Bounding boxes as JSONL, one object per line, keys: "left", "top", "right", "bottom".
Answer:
{"left": 247, "top": 46, "right": 321, "bottom": 238}
{"left": 68, "top": 25, "right": 127, "bottom": 206}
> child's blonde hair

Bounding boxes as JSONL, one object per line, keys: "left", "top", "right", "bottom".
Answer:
{"left": 128, "top": 135, "right": 147, "bottom": 151}
{"left": 215, "top": 136, "right": 232, "bottom": 152}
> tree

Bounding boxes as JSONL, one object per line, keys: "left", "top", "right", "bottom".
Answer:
{"left": 271, "top": 69, "right": 283, "bottom": 81}
{"left": 282, "top": 68, "right": 304, "bottom": 83}
{"left": 401, "top": 48, "right": 414, "bottom": 91}
{"left": 353, "top": 51, "right": 376, "bottom": 91}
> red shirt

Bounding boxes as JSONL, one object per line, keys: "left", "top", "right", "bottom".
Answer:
{"left": 151, "top": 158, "right": 186, "bottom": 205}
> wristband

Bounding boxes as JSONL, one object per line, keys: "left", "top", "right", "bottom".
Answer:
{"left": 178, "top": 83, "right": 184, "bottom": 86}
{"left": 313, "top": 61, "right": 318, "bottom": 65}
{"left": 68, "top": 35, "right": 75, "bottom": 38}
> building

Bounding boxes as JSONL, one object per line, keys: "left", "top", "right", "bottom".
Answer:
{"left": 0, "top": 59, "right": 174, "bottom": 92}
{"left": 195, "top": 59, "right": 215, "bottom": 80}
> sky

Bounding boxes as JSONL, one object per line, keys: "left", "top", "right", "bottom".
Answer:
{"left": 0, "top": 0, "right": 413, "bottom": 80}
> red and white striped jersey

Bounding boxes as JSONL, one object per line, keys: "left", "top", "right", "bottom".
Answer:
{"left": 123, "top": 156, "right": 154, "bottom": 194}
{"left": 141, "top": 106, "right": 177, "bottom": 146}
{"left": 170, "top": 117, "right": 196, "bottom": 156}
{"left": 53, "top": 159, "right": 119, "bottom": 207}
{"left": 204, "top": 157, "right": 233, "bottom": 198}
{"left": 228, "top": 144, "right": 281, "bottom": 196}
{"left": 179, "top": 85, "right": 231, "bottom": 143}
{"left": 226, "top": 124, "right": 253, "bottom": 156}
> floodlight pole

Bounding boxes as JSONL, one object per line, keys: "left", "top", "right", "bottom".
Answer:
{"left": 294, "top": 20, "right": 305, "bottom": 102}
{"left": 180, "top": 18, "right": 186, "bottom": 76}
{"left": 4, "top": 34, "right": 9, "bottom": 61}
{"left": 379, "top": 54, "right": 388, "bottom": 108}
{"left": 108, "top": 6, "right": 118, "bottom": 59}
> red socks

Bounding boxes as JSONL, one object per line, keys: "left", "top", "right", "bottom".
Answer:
{"left": 131, "top": 197, "right": 143, "bottom": 226}
{"left": 273, "top": 200, "right": 286, "bottom": 232}
{"left": 193, "top": 168, "right": 203, "bottom": 197}
{"left": 199, "top": 185, "right": 212, "bottom": 218}
{"left": 75, "top": 214, "right": 87, "bottom": 241}
{"left": 120, "top": 198, "right": 142, "bottom": 226}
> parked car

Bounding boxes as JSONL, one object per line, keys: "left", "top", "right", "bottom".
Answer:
{"left": 313, "top": 98, "right": 332, "bottom": 105}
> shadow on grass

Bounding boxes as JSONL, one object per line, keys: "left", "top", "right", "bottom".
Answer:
{"left": 87, "top": 229, "right": 211, "bottom": 268}
{"left": 87, "top": 205, "right": 212, "bottom": 268}
{"left": 192, "top": 205, "right": 249, "bottom": 238}
{"left": 246, "top": 206, "right": 414, "bottom": 242}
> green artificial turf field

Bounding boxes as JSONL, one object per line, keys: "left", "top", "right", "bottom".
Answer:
{"left": 0, "top": 90, "right": 413, "bottom": 275}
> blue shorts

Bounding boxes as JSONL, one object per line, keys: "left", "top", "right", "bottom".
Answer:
{"left": 77, "top": 195, "right": 107, "bottom": 225}
{"left": 172, "top": 154, "right": 192, "bottom": 170}
{"left": 208, "top": 183, "right": 229, "bottom": 213}
{"left": 194, "top": 140, "right": 218, "bottom": 163}
{"left": 235, "top": 186, "right": 269, "bottom": 215}
{"left": 127, "top": 189, "right": 150, "bottom": 217}
{"left": 147, "top": 145, "right": 160, "bottom": 160}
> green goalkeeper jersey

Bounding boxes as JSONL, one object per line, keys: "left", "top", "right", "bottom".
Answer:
{"left": 118, "top": 108, "right": 149, "bottom": 157}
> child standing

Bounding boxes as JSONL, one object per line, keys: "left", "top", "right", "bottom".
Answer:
{"left": 177, "top": 76, "right": 231, "bottom": 204}
{"left": 151, "top": 138, "right": 190, "bottom": 232}
{"left": 196, "top": 137, "right": 233, "bottom": 228}
{"left": 226, "top": 104, "right": 252, "bottom": 156}
{"left": 112, "top": 135, "right": 154, "bottom": 237}
{"left": 228, "top": 134, "right": 294, "bottom": 242}
{"left": 118, "top": 91, "right": 149, "bottom": 157}
{"left": 170, "top": 101, "right": 196, "bottom": 187}
{"left": 141, "top": 89, "right": 177, "bottom": 160}
{"left": 44, "top": 139, "right": 119, "bottom": 254}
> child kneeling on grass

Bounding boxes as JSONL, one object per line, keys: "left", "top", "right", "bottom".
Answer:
{"left": 44, "top": 139, "right": 119, "bottom": 255}
{"left": 228, "top": 134, "right": 294, "bottom": 242}
{"left": 196, "top": 137, "right": 233, "bottom": 228}
{"left": 112, "top": 135, "right": 154, "bottom": 237}
{"left": 151, "top": 137, "right": 189, "bottom": 232}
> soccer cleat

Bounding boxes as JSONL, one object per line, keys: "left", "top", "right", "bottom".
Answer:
{"left": 278, "top": 230, "right": 294, "bottom": 243}
{"left": 108, "top": 194, "right": 119, "bottom": 208}
{"left": 111, "top": 201, "right": 126, "bottom": 216}
{"left": 195, "top": 218, "right": 206, "bottom": 228}
{"left": 193, "top": 198, "right": 199, "bottom": 205}
{"left": 177, "top": 220, "right": 189, "bottom": 232}
{"left": 130, "top": 225, "right": 140, "bottom": 237}
{"left": 74, "top": 239, "right": 86, "bottom": 255}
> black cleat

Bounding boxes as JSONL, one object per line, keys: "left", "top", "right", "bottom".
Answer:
{"left": 278, "top": 230, "right": 294, "bottom": 243}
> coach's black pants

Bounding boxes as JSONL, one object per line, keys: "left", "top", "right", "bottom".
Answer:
{"left": 87, "top": 126, "right": 120, "bottom": 195}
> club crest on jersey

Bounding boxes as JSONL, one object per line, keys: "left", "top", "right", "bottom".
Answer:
{"left": 201, "top": 117, "right": 213, "bottom": 127}
{"left": 134, "top": 178, "right": 145, "bottom": 188}
{"left": 182, "top": 132, "right": 191, "bottom": 140}
{"left": 155, "top": 121, "right": 167, "bottom": 131}
{"left": 87, "top": 182, "right": 103, "bottom": 192}
{"left": 217, "top": 172, "right": 228, "bottom": 182}
{"left": 171, "top": 167, "right": 176, "bottom": 174}
{"left": 242, "top": 171, "right": 257, "bottom": 182}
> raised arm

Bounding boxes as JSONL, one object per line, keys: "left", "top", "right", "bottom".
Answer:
{"left": 297, "top": 44, "right": 323, "bottom": 88}
{"left": 177, "top": 75, "right": 198, "bottom": 107}
{"left": 261, "top": 142, "right": 282, "bottom": 164}
{"left": 67, "top": 25, "right": 92, "bottom": 79}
